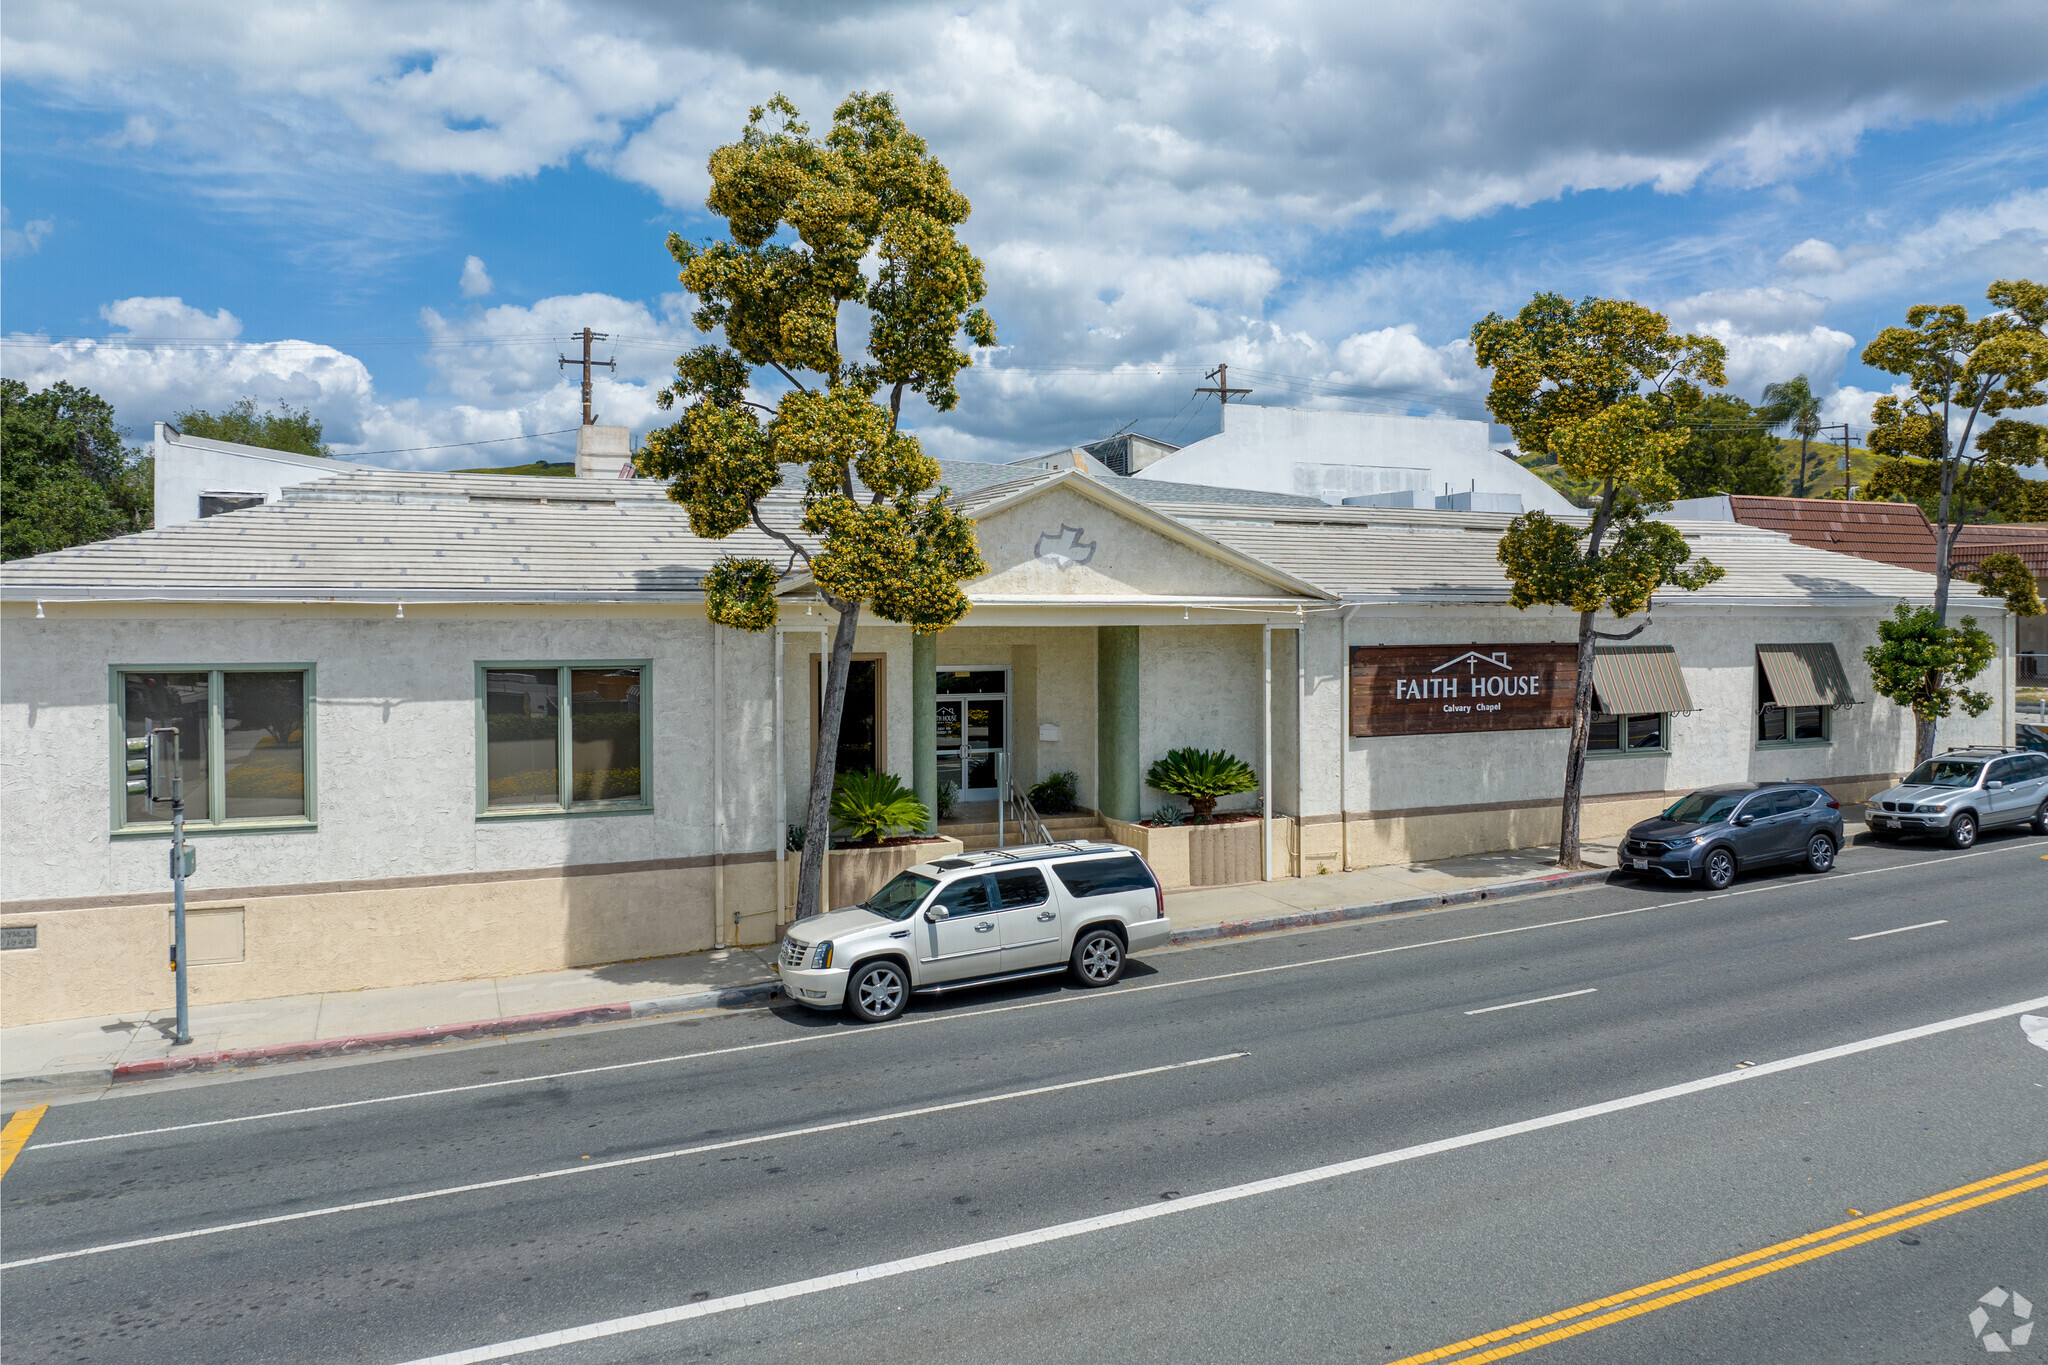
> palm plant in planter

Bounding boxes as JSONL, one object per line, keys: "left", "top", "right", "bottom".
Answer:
{"left": 830, "top": 770, "right": 932, "bottom": 846}
{"left": 1145, "top": 748, "right": 1259, "bottom": 823}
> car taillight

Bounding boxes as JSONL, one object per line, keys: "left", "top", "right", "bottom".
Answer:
{"left": 1154, "top": 881, "right": 1165, "bottom": 918}
{"left": 1826, "top": 799, "right": 1839, "bottom": 809}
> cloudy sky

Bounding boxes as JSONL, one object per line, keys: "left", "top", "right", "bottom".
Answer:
{"left": 3, "top": 0, "right": 2046, "bottom": 469}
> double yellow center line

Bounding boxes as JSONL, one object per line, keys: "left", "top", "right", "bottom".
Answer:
{"left": 1388, "top": 1157, "right": 2048, "bottom": 1364}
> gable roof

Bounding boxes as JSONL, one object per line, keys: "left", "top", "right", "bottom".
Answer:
{"left": 1722, "top": 495, "right": 1937, "bottom": 573}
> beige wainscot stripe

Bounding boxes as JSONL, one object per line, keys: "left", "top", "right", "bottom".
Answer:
{"left": 0, "top": 856, "right": 781, "bottom": 1028}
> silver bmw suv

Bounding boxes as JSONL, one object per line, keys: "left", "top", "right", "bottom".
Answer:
{"left": 777, "top": 843, "right": 1172, "bottom": 1023}
{"left": 1865, "top": 748, "right": 2048, "bottom": 848}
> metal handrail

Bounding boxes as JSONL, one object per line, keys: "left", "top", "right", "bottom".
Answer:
{"left": 1007, "top": 771, "right": 1055, "bottom": 847}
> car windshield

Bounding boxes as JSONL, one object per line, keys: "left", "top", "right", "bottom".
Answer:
{"left": 1663, "top": 791, "right": 1743, "bottom": 824}
{"left": 862, "top": 872, "right": 936, "bottom": 922}
{"left": 1904, "top": 759, "right": 1983, "bottom": 788}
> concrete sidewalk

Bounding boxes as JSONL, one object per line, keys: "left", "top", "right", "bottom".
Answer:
{"left": 1, "top": 841, "right": 1617, "bottom": 1092}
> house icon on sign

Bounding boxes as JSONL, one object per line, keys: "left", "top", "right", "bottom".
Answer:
{"left": 1432, "top": 650, "right": 1512, "bottom": 674}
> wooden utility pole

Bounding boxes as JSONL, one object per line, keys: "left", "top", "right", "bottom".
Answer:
{"left": 1196, "top": 364, "right": 1251, "bottom": 406}
{"left": 1811, "top": 422, "right": 1853, "bottom": 498}
{"left": 558, "top": 328, "right": 616, "bottom": 426}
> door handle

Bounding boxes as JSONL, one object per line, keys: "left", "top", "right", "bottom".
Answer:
{"left": 975, "top": 921, "right": 995, "bottom": 933}
{"left": 1036, "top": 910, "right": 1056, "bottom": 922}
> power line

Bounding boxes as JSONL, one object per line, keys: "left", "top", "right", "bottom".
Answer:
{"left": 339, "top": 428, "right": 580, "bottom": 457}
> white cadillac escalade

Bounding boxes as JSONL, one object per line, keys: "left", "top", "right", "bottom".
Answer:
{"left": 777, "top": 843, "right": 1172, "bottom": 1022}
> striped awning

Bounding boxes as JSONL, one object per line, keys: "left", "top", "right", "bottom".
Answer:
{"left": 1756, "top": 642, "right": 1859, "bottom": 708}
{"left": 1592, "top": 645, "right": 1695, "bottom": 716}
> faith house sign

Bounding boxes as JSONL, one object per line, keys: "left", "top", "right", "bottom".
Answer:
{"left": 1350, "top": 644, "right": 1579, "bottom": 737}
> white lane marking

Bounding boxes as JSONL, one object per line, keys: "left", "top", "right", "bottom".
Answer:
{"left": 1465, "top": 988, "right": 1598, "bottom": 1016}
{"left": 1849, "top": 919, "right": 1949, "bottom": 941}
{"left": 0, "top": 1053, "right": 1244, "bottom": 1271}
{"left": 37, "top": 837, "right": 2029, "bottom": 1154}
{"left": 391, "top": 992, "right": 2048, "bottom": 1365}
{"left": 2024, "top": 1016, "right": 2048, "bottom": 1053}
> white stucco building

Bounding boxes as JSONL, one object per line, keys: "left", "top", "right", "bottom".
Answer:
{"left": 1, "top": 452, "right": 2020, "bottom": 1025}
{"left": 151, "top": 422, "right": 371, "bottom": 527}
{"left": 1134, "top": 405, "right": 1579, "bottom": 514}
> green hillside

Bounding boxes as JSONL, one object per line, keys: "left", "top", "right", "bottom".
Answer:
{"left": 1774, "top": 437, "right": 1878, "bottom": 499}
{"left": 452, "top": 460, "right": 576, "bottom": 477}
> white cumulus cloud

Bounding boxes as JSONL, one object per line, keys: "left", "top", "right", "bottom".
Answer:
{"left": 458, "top": 254, "right": 494, "bottom": 297}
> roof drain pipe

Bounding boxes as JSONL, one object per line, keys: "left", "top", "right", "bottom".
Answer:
{"left": 1261, "top": 621, "right": 1273, "bottom": 882}
{"left": 712, "top": 619, "right": 726, "bottom": 950}
{"left": 1338, "top": 604, "right": 1357, "bottom": 871}
{"left": 773, "top": 625, "right": 788, "bottom": 928}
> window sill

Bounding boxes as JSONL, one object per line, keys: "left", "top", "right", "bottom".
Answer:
{"left": 1755, "top": 739, "right": 1833, "bottom": 750}
{"left": 1587, "top": 748, "right": 1670, "bottom": 760}
{"left": 476, "top": 803, "right": 653, "bottom": 822}
{"left": 112, "top": 819, "right": 318, "bottom": 839}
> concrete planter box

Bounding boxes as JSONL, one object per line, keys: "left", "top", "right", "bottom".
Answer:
{"left": 790, "top": 837, "right": 964, "bottom": 915}
{"left": 1102, "top": 816, "right": 1292, "bottom": 889}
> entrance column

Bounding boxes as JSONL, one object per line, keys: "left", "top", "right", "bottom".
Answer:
{"left": 1096, "top": 625, "right": 1140, "bottom": 822}
{"left": 913, "top": 632, "right": 937, "bottom": 832}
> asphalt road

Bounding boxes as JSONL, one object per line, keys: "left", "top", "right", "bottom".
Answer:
{"left": 3, "top": 830, "right": 2044, "bottom": 1365}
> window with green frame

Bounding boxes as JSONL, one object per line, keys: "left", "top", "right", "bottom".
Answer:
{"left": 1758, "top": 703, "right": 1830, "bottom": 745}
{"left": 1589, "top": 711, "right": 1668, "bottom": 755}
{"left": 113, "top": 667, "right": 315, "bottom": 831}
{"left": 478, "top": 663, "right": 649, "bottom": 815}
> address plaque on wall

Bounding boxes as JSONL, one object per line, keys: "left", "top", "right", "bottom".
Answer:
{"left": 1349, "top": 644, "right": 1579, "bottom": 737}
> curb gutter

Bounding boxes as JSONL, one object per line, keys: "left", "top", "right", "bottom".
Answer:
{"left": 101, "top": 983, "right": 785, "bottom": 1085}
{"left": 13, "top": 870, "right": 1612, "bottom": 1090}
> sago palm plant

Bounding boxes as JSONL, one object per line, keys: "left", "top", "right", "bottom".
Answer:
{"left": 830, "top": 770, "right": 931, "bottom": 846}
{"left": 1145, "top": 748, "right": 1259, "bottom": 823}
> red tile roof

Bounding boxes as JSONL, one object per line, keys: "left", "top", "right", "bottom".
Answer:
{"left": 1724, "top": 496, "right": 1937, "bottom": 573}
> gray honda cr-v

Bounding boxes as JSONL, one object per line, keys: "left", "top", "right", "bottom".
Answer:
{"left": 1620, "top": 782, "right": 1845, "bottom": 890}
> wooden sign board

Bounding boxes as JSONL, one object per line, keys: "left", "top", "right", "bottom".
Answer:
{"left": 1350, "top": 644, "right": 1578, "bottom": 737}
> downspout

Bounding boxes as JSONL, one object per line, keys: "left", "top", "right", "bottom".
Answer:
{"left": 1261, "top": 621, "right": 1273, "bottom": 882}
{"left": 712, "top": 620, "right": 726, "bottom": 948}
{"left": 1338, "top": 604, "right": 1357, "bottom": 871}
{"left": 1294, "top": 606, "right": 1306, "bottom": 879}
{"left": 773, "top": 625, "right": 787, "bottom": 927}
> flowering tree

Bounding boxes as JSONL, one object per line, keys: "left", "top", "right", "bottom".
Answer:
{"left": 641, "top": 92, "right": 994, "bottom": 918}
{"left": 1472, "top": 295, "right": 1727, "bottom": 868}
{"left": 1860, "top": 278, "right": 2047, "bottom": 762}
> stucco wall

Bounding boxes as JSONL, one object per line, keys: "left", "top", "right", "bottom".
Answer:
{"left": 1313, "top": 601, "right": 2009, "bottom": 848}
{"left": 1, "top": 601, "right": 790, "bottom": 1022}
{"left": 152, "top": 425, "right": 367, "bottom": 528}
{"left": 1137, "top": 624, "right": 1266, "bottom": 819}
{"left": 968, "top": 484, "right": 1291, "bottom": 600}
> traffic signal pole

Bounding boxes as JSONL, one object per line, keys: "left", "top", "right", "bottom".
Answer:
{"left": 130, "top": 726, "right": 192, "bottom": 1044}
{"left": 169, "top": 760, "right": 191, "bottom": 1045}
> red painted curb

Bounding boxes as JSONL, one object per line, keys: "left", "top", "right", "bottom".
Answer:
{"left": 110, "top": 1001, "right": 634, "bottom": 1081}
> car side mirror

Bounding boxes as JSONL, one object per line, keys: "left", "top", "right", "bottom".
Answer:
{"left": 927, "top": 904, "right": 950, "bottom": 921}
{"left": 1733, "top": 814, "right": 1754, "bottom": 827}
{"left": 1987, "top": 780, "right": 2003, "bottom": 790}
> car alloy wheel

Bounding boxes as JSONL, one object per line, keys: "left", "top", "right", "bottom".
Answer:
{"left": 1946, "top": 812, "right": 1977, "bottom": 849}
{"left": 1702, "top": 848, "right": 1736, "bottom": 890}
{"left": 1804, "top": 832, "right": 1836, "bottom": 873}
{"left": 2032, "top": 801, "right": 2047, "bottom": 836}
{"left": 845, "top": 961, "right": 908, "bottom": 1023}
{"left": 1072, "top": 929, "right": 1125, "bottom": 987}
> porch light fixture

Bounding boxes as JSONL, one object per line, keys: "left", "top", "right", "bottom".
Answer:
{"left": 396, "top": 601, "right": 405, "bottom": 619}
{"left": 36, "top": 600, "right": 45, "bottom": 618}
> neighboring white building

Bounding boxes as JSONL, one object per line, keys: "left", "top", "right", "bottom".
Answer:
{"left": 152, "top": 422, "right": 368, "bottom": 527}
{"left": 1134, "top": 405, "right": 1579, "bottom": 515}
{"left": 1, "top": 459, "right": 2021, "bottom": 1026}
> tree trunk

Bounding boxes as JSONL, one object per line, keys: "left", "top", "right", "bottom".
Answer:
{"left": 1559, "top": 610, "right": 1597, "bottom": 868}
{"left": 1919, "top": 424, "right": 1962, "bottom": 767}
{"left": 795, "top": 598, "right": 863, "bottom": 919}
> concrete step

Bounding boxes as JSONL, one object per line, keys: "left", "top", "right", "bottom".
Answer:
{"left": 939, "top": 812, "right": 1103, "bottom": 837}
{"left": 955, "top": 825, "right": 1110, "bottom": 852}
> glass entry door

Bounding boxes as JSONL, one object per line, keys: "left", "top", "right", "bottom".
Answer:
{"left": 936, "top": 669, "right": 1008, "bottom": 800}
